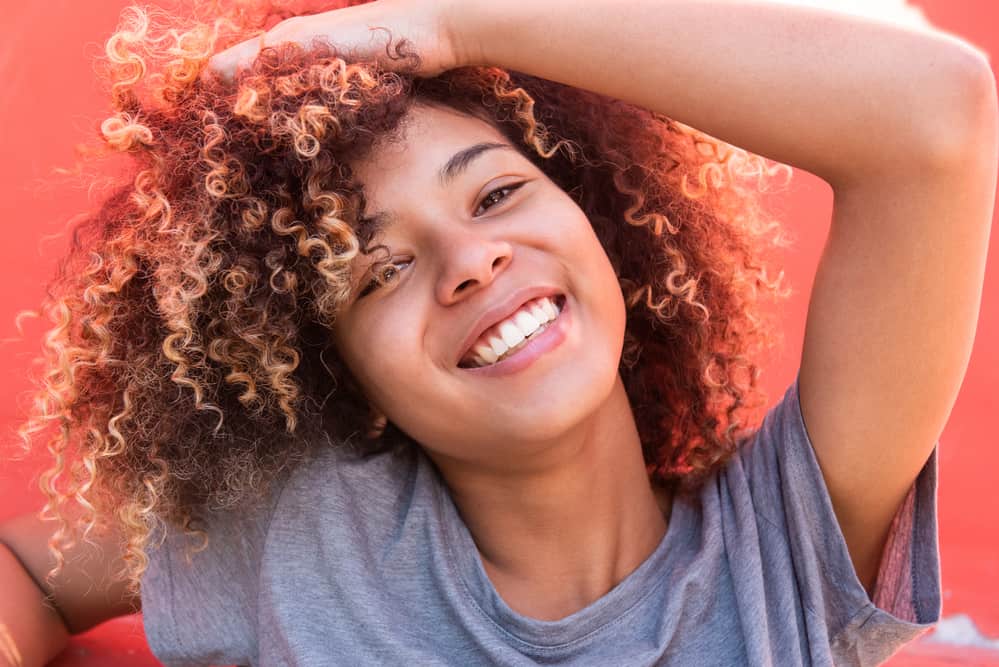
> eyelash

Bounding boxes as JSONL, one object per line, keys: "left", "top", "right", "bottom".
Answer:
{"left": 357, "top": 181, "right": 527, "bottom": 298}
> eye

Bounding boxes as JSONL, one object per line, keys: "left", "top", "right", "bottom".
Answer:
{"left": 474, "top": 181, "right": 526, "bottom": 216}
{"left": 356, "top": 182, "right": 526, "bottom": 300}
{"left": 358, "top": 259, "right": 411, "bottom": 298}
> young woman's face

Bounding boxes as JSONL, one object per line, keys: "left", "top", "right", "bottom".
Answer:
{"left": 331, "top": 101, "right": 628, "bottom": 470}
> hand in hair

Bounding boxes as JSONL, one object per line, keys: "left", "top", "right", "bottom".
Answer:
{"left": 207, "top": 0, "right": 467, "bottom": 81}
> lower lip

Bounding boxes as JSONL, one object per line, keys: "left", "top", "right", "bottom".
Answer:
{"left": 459, "top": 297, "right": 571, "bottom": 377}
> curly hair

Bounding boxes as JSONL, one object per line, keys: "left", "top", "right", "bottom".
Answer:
{"left": 5, "top": 0, "right": 794, "bottom": 598}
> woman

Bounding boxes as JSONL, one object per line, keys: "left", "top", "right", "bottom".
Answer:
{"left": 0, "top": 0, "right": 994, "bottom": 665}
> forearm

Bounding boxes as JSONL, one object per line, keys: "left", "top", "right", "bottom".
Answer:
{"left": 453, "top": 0, "right": 989, "bottom": 188}
{"left": 0, "top": 543, "right": 69, "bottom": 667}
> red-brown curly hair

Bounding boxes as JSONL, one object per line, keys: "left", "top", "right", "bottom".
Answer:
{"left": 6, "top": 0, "right": 794, "bottom": 597}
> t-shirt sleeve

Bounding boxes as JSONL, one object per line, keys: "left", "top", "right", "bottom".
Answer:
{"left": 140, "top": 481, "right": 288, "bottom": 667}
{"left": 736, "top": 370, "right": 941, "bottom": 665}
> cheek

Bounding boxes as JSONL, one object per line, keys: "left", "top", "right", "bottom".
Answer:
{"left": 574, "top": 217, "right": 627, "bottom": 333}
{"left": 347, "top": 324, "right": 429, "bottom": 404}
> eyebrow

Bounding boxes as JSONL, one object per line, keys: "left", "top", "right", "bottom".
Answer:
{"left": 358, "top": 141, "right": 517, "bottom": 231}
{"left": 439, "top": 141, "right": 515, "bottom": 188}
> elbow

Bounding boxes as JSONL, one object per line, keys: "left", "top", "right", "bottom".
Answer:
{"left": 920, "top": 41, "right": 997, "bottom": 165}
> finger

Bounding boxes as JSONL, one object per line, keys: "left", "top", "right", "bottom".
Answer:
{"left": 208, "top": 34, "right": 267, "bottom": 81}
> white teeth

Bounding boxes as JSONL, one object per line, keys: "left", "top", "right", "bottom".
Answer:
{"left": 487, "top": 336, "right": 508, "bottom": 357}
{"left": 539, "top": 297, "right": 557, "bottom": 320}
{"left": 463, "top": 295, "right": 564, "bottom": 368}
{"left": 472, "top": 340, "right": 499, "bottom": 363}
{"left": 513, "top": 310, "right": 541, "bottom": 337}
{"left": 528, "top": 302, "right": 549, "bottom": 323}
{"left": 498, "top": 320, "right": 526, "bottom": 348}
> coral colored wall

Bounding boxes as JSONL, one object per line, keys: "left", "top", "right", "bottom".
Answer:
{"left": 0, "top": 1, "right": 995, "bottom": 665}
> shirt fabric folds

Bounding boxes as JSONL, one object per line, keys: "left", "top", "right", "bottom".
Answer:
{"left": 140, "top": 372, "right": 941, "bottom": 666}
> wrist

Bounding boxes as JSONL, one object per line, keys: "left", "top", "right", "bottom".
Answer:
{"left": 438, "top": 0, "right": 489, "bottom": 68}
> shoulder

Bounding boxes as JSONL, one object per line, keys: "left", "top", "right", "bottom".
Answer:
{"left": 715, "top": 375, "right": 941, "bottom": 656}
{"left": 279, "top": 437, "right": 420, "bottom": 500}
{"left": 265, "top": 438, "right": 425, "bottom": 544}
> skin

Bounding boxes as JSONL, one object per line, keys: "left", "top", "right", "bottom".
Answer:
{"left": 330, "top": 101, "right": 672, "bottom": 621}
{"left": 217, "top": 0, "right": 996, "bottom": 596}
{"left": 0, "top": 1, "right": 989, "bottom": 657}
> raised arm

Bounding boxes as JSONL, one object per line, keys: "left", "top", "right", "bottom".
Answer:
{"left": 452, "top": 0, "right": 997, "bottom": 593}
{"left": 452, "top": 0, "right": 992, "bottom": 187}
{"left": 208, "top": 0, "right": 996, "bottom": 594}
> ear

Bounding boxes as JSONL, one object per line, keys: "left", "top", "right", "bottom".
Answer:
{"left": 365, "top": 405, "right": 388, "bottom": 439}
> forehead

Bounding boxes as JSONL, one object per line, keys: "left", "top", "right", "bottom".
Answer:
{"left": 343, "top": 103, "right": 523, "bottom": 280}
{"left": 350, "top": 102, "right": 510, "bottom": 187}
{"left": 348, "top": 103, "right": 525, "bottom": 244}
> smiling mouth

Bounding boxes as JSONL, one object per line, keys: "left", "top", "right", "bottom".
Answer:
{"left": 457, "top": 294, "right": 566, "bottom": 369}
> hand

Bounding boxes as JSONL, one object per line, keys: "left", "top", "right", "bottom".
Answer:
{"left": 207, "top": 0, "right": 468, "bottom": 82}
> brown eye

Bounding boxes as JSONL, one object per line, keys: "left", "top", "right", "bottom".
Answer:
{"left": 474, "top": 182, "right": 526, "bottom": 216}
{"left": 355, "top": 183, "right": 525, "bottom": 300}
{"left": 358, "top": 260, "right": 410, "bottom": 298}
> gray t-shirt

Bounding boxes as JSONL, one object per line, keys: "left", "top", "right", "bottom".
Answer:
{"left": 140, "top": 373, "right": 941, "bottom": 666}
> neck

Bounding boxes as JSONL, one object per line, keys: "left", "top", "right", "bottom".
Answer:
{"left": 426, "top": 375, "right": 671, "bottom": 621}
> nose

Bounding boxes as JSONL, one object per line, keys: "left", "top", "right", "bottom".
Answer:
{"left": 435, "top": 228, "right": 513, "bottom": 305}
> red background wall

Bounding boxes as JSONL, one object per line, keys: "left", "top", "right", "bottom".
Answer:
{"left": 0, "top": 1, "right": 995, "bottom": 664}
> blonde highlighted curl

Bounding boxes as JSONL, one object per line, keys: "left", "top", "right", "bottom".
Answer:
{"left": 6, "top": 0, "right": 795, "bottom": 598}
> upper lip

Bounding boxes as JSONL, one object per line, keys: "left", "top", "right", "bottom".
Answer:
{"left": 456, "top": 285, "right": 564, "bottom": 366}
